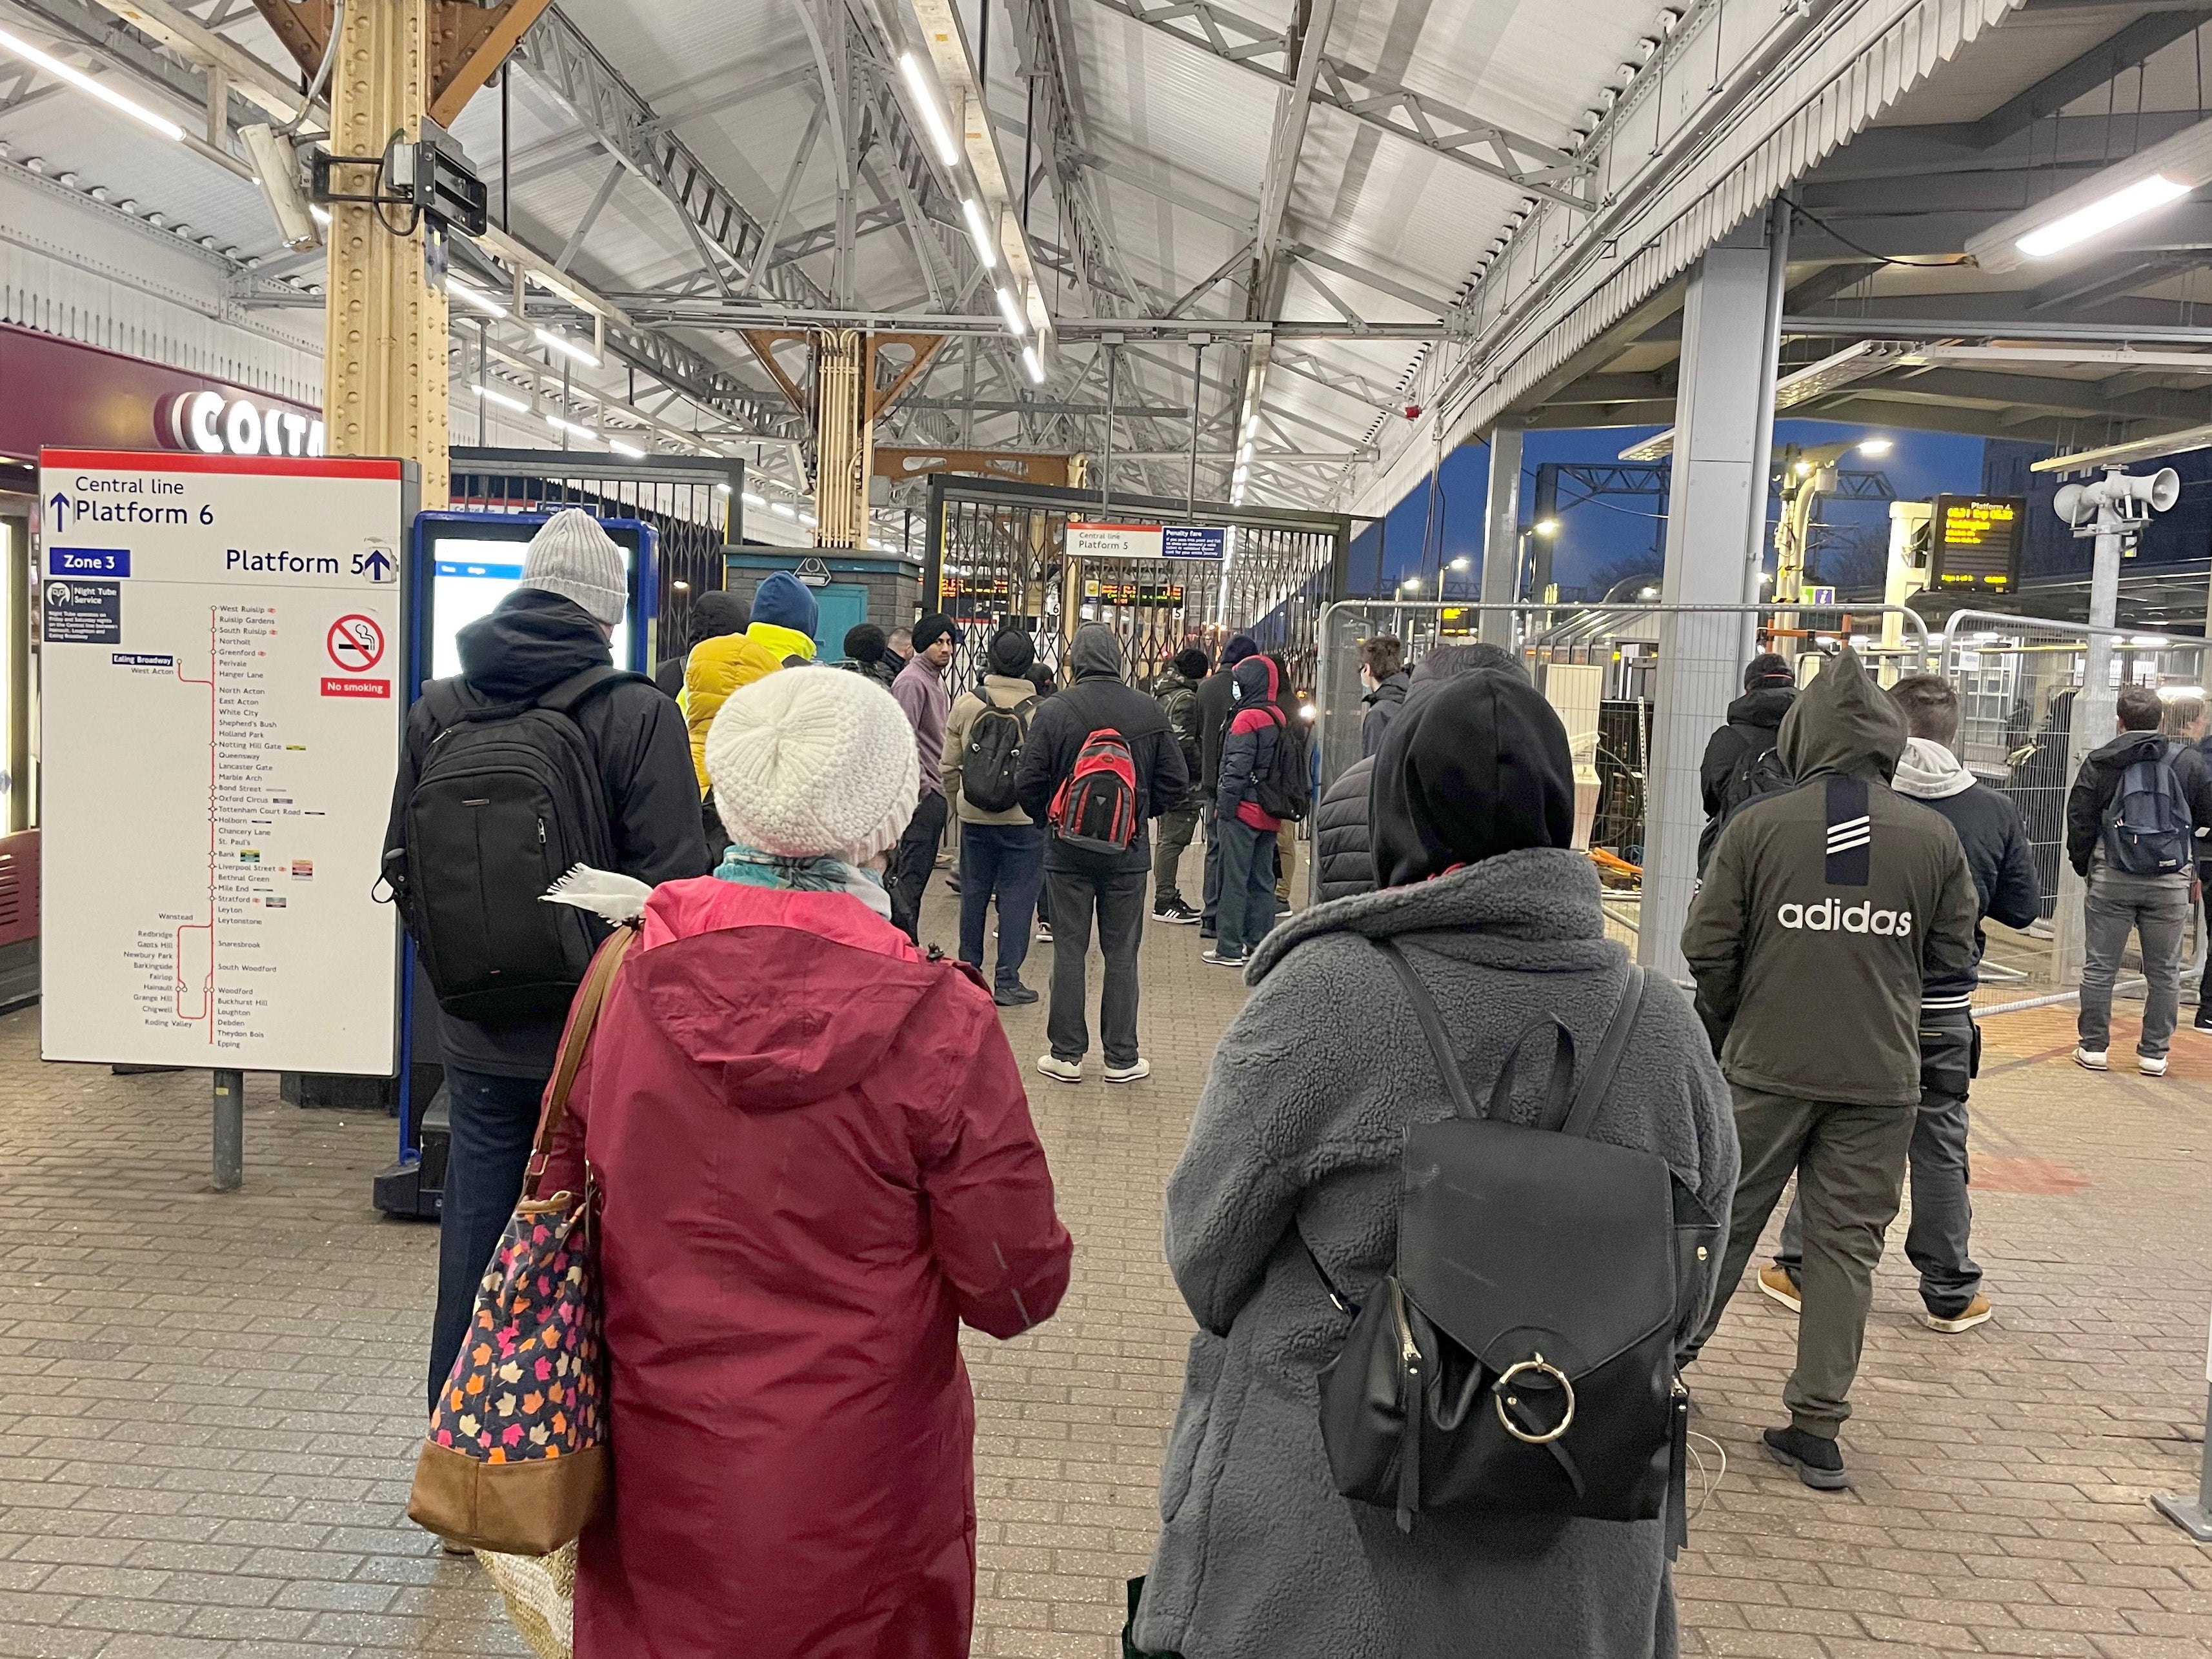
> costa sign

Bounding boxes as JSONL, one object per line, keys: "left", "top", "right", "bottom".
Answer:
{"left": 154, "top": 389, "right": 326, "bottom": 459}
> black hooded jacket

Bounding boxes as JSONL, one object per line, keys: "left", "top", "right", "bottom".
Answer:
{"left": 1699, "top": 686, "right": 1796, "bottom": 819}
{"left": 2064, "top": 728, "right": 2212, "bottom": 878}
{"left": 1358, "top": 669, "right": 1411, "bottom": 759}
{"left": 1196, "top": 634, "right": 1259, "bottom": 796}
{"left": 1313, "top": 755, "right": 1376, "bottom": 904}
{"left": 1683, "top": 649, "right": 1978, "bottom": 1107}
{"left": 385, "top": 587, "right": 714, "bottom": 1075}
{"left": 1014, "top": 624, "right": 1187, "bottom": 873}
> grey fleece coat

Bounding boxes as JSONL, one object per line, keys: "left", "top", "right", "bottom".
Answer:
{"left": 1134, "top": 849, "right": 1738, "bottom": 1659}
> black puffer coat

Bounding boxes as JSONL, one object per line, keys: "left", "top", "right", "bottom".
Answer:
{"left": 1312, "top": 756, "right": 1374, "bottom": 904}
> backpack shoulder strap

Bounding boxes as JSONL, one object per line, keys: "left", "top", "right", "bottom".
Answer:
{"left": 535, "top": 663, "right": 639, "bottom": 718}
{"left": 1558, "top": 963, "right": 1648, "bottom": 1139}
{"left": 1378, "top": 938, "right": 1573, "bottom": 1126}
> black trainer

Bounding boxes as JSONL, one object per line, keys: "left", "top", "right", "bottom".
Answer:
{"left": 1154, "top": 898, "right": 1202, "bottom": 925}
{"left": 2194, "top": 1009, "right": 2212, "bottom": 1033}
{"left": 1762, "top": 1425, "right": 1849, "bottom": 1491}
{"left": 994, "top": 982, "right": 1039, "bottom": 1007}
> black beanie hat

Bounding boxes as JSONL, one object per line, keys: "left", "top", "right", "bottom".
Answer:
{"left": 987, "top": 627, "right": 1036, "bottom": 677}
{"left": 843, "top": 622, "right": 887, "bottom": 663}
{"left": 1369, "top": 672, "right": 1574, "bottom": 887}
{"left": 1744, "top": 652, "right": 1795, "bottom": 690}
{"left": 912, "top": 613, "right": 960, "bottom": 654}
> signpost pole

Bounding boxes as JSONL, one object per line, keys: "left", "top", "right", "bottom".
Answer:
{"left": 2153, "top": 1313, "right": 2212, "bottom": 1540}
{"left": 212, "top": 1069, "right": 243, "bottom": 1191}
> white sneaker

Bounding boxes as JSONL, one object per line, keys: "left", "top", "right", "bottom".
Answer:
{"left": 1035, "top": 1054, "right": 1081, "bottom": 1083}
{"left": 2073, "top": 1047, "right": 2108, "bottom": 1072}
{"left": 1103, "top": 1057, "right": 1151, "bottom": 1083}
{"left": 2140, "top": 1053, "right": 2169, "bottom": 1077}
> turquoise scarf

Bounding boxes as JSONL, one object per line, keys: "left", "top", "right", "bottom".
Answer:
{"left": 713, "top": 843, "right": 892, "bottom": 920}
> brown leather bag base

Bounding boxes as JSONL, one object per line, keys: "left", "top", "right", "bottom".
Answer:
{"left": 408, "top": 1439, "right": 608, "bottom": 1556}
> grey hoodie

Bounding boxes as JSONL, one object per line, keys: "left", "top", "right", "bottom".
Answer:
{"left": 1682, "top": 648, "right": 1978, "bottom": 1107}
{"left": 1135, "top": 849, "right": 1737, "bottom": 1659}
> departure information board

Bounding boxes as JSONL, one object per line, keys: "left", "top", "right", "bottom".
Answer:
{"left": 1928, "top": 495, "right": 2024, "bottom": 593}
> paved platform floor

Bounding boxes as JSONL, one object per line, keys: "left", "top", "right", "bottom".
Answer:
{"left": 0, "top": 845, "right": 2206, "bottom": 1656}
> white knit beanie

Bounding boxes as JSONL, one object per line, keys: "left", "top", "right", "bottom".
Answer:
{"left": 705, "top": 667, "right": 920, "bottom": 863}
{"left": 519, "top": 508, "right": 627, "bottom": 626}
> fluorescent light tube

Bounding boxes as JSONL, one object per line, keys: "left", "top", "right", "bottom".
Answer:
{"left": 0, "top": 26, "right": 183, "bottom": 141}
{"left": 309, "top": 203, "right": 330, "bottom": 227}
{"left": 472, "top": 383, "right": 527, "bottom": 412}
{"left": 2016, "top": 174, "right": 2192, "bottom": 258}
{"left": 743, "top": 492, "right": 767, "bottom": 507}
{"left": 447, "top": 277, "right": 507, "bottom": 318}
{"left": 608, "top": 438, "right": 645, "bottom": 458}
{"left": 1021, "top": 345, "right": 1044, "bottom": 383}
{"left": 900, "top": 52, "right": 961, "bottom": 168}
{"left": 770, "top": 503, "right": 796, "bottom": 519}
{"left": 546, "top": 414, "right": 594, "bottom": 438}
{"left": 535, "top": 327, "right": 600, "bottom": 368}
{"left": 962, "top": 199, "right": 998, "bottom": 270}
{"left": 995, "top": 287, "right": 1026, "bottom": 336}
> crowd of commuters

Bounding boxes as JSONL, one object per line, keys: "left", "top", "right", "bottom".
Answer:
{"left": 397, "top": 524, "right": 2182, "bottom": 1658}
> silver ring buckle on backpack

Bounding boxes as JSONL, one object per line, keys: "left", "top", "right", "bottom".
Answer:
{"left": 1493, "top": 1353, "right": 1575, "bottom": 1445}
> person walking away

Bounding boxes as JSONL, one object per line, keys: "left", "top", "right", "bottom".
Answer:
{"left": 840, "top": 621, "right": 901, "bottom": 690}
{"left": 945, "top": 627, "right": 1045, "bottom": 1004}
{"left": 889, "top": 614, "right": 962, "bottom": 942}
{"left": 1314, "top": 644, "right": 1530, "bottom": 905}
{"left": 541, "top": 665, "right": 1072, "bottom": 1658}
{"left": 1129, "top": 670, "right": 1736, "bottom": 1659}
{"left": 383, "top": 507, "right": 714, "bottom": 1411}
{"left": 2067, "top": 682, "right": 2212, "bottom": 1072}
{"left": 1763, "top": 673, "right": 2040, "bottom": 1335}
{"left": 1682, "top": 645, "right": 1976, "bottom": 1490}
{"left": 653, "top": 590, "right": 747, "bottom": 703}
{"left": 1698, "top": 654, "right": 1798, "bottom": 870}
{"left": 1151, "top": 647, "right": 1209, "bottom": 923}
{"left": 1207, "top": 654, "right": 1289, "bottom": 965}
{"left": 1356, "top": 634, "right": 1410, "bottom": 758}
{"left": 1196, "top": 633, "right": 1259, "bottom": 939}
{"left": 1014, "top": 623, "right": 1186, "bottom": 1083}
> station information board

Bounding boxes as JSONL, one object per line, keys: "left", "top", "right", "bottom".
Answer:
{"left": 37, "top": 449, "right": 412, "bottom": 1074}
{"left": 1927, "top": 495, "right": 2024, "bottom": 594}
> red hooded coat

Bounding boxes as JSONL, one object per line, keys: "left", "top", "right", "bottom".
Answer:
{"left": 539, "top": 876, "right": 1072, "bottom": 1658}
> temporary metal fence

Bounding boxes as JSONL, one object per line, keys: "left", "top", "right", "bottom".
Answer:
{"left": 1937, "top": 610, "right": 2212, "bottom": 998}
{"left": 925, "top": 473, "right": 1350, "bottom": 693}
{"left": 448, "top": 448, "right": 742, "bottom": 669}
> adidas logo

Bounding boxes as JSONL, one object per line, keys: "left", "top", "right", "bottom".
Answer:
{"left": 1778, "top": 898, "right": 1913, "bottom": 937}
{"left": 1826, "top": 814, "right": 1871, "bottom": 856}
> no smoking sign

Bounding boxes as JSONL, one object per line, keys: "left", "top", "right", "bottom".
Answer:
{"left": 326, "top": 613, "right": 385, "bottom": 673}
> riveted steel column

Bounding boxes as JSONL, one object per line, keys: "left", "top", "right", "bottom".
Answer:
{"left": 323, "top": 0, "right": 450, "bottom": 507}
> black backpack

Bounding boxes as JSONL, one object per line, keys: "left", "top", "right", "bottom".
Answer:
{"left": 2102, "top": 740, "right": 2195, "bottom": 876}
{"left": 1158, "top": 679, "right": 1202, "bottom": 776}
{"left": 1252, "top": 707, "right": 1312, "bottom": 823}
{"left": 960, "top": 685, "right": 1036, "bottom": 814}
{"left": 1314, "top": 943, "right": 1710, "bottom": 1547}
{"left": 387, "top": 666, "right": 634, "bottom": 1023}
{"left": 1697, "top": 738, "right": 1793, "bottom": 872}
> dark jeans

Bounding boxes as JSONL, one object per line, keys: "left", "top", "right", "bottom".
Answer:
{"left": 428, "top": 1066, "right": 548, "bottom": 1412}
{"left": 1047, "top": 865, "right": 1147, "bottom": 1067}
{"left": 1153, "top": 804, "right": 1201, "bottom": 910}
{"left": 960, "top": 822, "right": 1044, "bottom": 989}
{"left": 1688, "top": 1085, "right": 1916, "bottom": 1436}
{"left": 890, "top": 789, "right": 950, "bottom": 943}
{"left": 1200, "top": 803, "right": 1222, "bottom": 933}
{"left": 1776, "top": 1006, "right": 1982, "bottom": 1318}
{"left": 1214, "top": 815, "right": 1278, "bottom": 958}
{"left": 2080, "top": 867, "right": 2190, "bottom": 1057}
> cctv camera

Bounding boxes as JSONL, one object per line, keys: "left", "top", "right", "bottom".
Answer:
{"left": 241, "top": 125, "right": 320, "bottom": 252}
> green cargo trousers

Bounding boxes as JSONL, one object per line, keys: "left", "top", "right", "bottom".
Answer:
{"left": 1689, "top": 1085, "right": 1916, "bottom": 1437}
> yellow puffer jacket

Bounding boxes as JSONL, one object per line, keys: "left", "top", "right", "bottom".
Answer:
{"left": 685, "top": 621, "right": 818, "bottom": 789}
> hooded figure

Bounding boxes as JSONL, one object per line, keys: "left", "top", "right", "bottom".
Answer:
{"left": 1314, "top": 643, "right": 1527, "bottom": 905}
{"left": 1699, "top": 654, "right": 1798, "bottom": 819}
{"left": 542, "top": 666, "right": 1072, "bottom": 1659}
{"left": 1013, "top": 623, "right": 1187, "bottom": 1079}
{"left": 655, "top": 589, "right": 749, "bottom": 699}
{"left": 1196, "top": 631, "right": 1260, "bottom": 797}
{"left": 1679, "top": 647, "right": 1976, "bottom": 1491}
{"left": 1131, "top": 670, "right": 1736, "bottom": 1659}
{"left": 943, "top": 628, "right": 1049, "bottom": 1001}
{"left": 682, "top": 572, "right": 822, "bottom": 791}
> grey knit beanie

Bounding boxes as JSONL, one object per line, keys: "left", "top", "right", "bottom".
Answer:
{"left": 520, "top": 508, "right": 627, "bottom": 626}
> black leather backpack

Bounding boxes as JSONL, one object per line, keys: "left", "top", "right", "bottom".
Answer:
{"left": 1315, "top": 941, "right": 1713, "bottom": 1547}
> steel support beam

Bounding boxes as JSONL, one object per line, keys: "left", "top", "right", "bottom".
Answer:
{"left": 1083, "top": 0, "right": 1594, "bottom": 206}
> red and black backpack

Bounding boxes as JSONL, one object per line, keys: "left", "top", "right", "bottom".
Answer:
{"left": 1048, "top": 727, "right": 1139, "bottom": 854}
